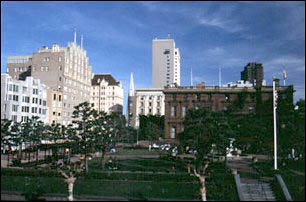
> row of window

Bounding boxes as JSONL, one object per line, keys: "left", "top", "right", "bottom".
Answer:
{"left": 139, "top": 108, "right": 161, "bottom": 115}
{"left": 140, "top": 101, "right": 161, "bottom": 107}
{"left": 12, "top": 105, "right": 47, "bottom": 115}
{"left": 140, "top": 96, "right": 162, "bottom": 101}
{"left": 171, "top": 106, "right": 187, "bottom": 118}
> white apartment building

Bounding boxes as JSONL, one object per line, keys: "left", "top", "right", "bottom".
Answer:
{"left": 152, "top": 38, "right": 180, "bottom": 88}
{"left": 6, "top": 33, "right": 93, "bottom": 125}
{"left": 130, "top": 88, "right": 165, "bottom": 128}
{"left": 1, "top": 73, "right": 48, "bottom": 124}
{"left": 91, "top": 74, "right": 124, "bottom": 114}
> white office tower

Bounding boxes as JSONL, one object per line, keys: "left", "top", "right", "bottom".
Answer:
{"left": 152, "top": 38, "right": 180, "bottom": 88}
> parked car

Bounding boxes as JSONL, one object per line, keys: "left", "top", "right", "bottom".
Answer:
{"left": 151, "top": 143, "right": 161, "bottom": 149}
{"left": 160, "top": 144, "right": 171, "bottom": 151}
{"left": 110, "top": 148, "right": 116, "bottom": 153}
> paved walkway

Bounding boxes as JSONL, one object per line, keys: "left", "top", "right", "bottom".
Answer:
{"left": 227, "top": 157, "right": 276, "bottom": 201}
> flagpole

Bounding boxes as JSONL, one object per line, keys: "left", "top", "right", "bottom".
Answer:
{"left": 273, "top": 79, "right": 278, "bottom": 170}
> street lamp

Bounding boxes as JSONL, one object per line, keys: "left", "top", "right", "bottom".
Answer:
{"left": 273, "top": 79, "right": 278, "bottom": 170}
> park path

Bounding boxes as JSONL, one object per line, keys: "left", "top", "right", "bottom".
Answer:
{"left": 227, "top": 157, "right": 276, "bottom": 201}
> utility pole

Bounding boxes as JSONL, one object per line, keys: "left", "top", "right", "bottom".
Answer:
{"left": 273, "top": 79, "right": 278, "bottom": 170}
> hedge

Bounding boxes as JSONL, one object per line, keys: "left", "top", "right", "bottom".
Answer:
{"left": 1, "top": 168, "right": 197, "bottom": 182}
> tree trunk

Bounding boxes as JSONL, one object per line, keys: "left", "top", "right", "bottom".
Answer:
{"left": 65, "top": 177, "right": 76, "bottom": 201}
{"left": 100, "top": 151, "right": 106, "bottom": 169}
{"left": 18, "top": 144, "right": 22, "bottom": 160}
{"left": 199, "top": 175, "right": 207, "bottom": 201}
{"left": 7, "top": 152, "right": 10, "bottom": 167}
{"left": 85, "top": 156, "right": 88, "bottom": 173}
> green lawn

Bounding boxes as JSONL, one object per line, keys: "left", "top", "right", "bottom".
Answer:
{"left": 90, "top": 157, "right": 188, "bottom": 173}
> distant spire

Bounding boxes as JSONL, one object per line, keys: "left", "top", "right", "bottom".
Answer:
{"left": 129, "top": 72, "right": 135, "bottom": 97}
{"left": 74, "top": 28, "right": 77, "bottom": 44}
{"left": 168, "top": 33, "right": 170, "bottom": 39}
{"left": 81, "top": 35, "right": 83, "bottom": 49}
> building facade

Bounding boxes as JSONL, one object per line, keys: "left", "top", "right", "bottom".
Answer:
{"left": 152, "top": 38, "right": 180, "bottom": 88}
{"left": 6, "top": 35, "right": 93, "bottom": 125}
{"left": 90, "top": 74, "right": 124, "bottom": 114}
{"left": 129, "top": 88, "right": 165, "bottom": 128}
{"left": 241, "top": 62, "right": 264, "bottom": 86}
{"left": 1, "top": 73, "right": 48, "bottom": 124}
{"left": 163, "top": 82, "right": 294, "bottom": 140}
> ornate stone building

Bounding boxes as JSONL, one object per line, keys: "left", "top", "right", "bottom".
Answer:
{"left": 6, "top": 33, "right": 93, "bottom": 125}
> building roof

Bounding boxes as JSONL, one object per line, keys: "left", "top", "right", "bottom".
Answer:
{"left": 92, "top": 74, "right": 120, "bottom": 86}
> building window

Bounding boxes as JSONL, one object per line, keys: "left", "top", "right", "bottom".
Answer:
{"left": 171, "top": 126, "right": 176, "bottom": 139}
{"left": 182, "top": 106, "right": 186, "bottom": 118}
{"left": 12, "top": 105, "right": 18, "bottom": 112}
{"left": 13, "top": 85, "right": 19, "bottom": 92}
{"left": 33, "top": 89, "right": 38, "bottom": 95}
{"left": 171, "top": 106, "right": 176, "bottom": 117}
{"left": 12, "top": 115, "right": 18, "bottom": 122}
{"left": 59, "top": 56, "right": 62, "bottom": 62}
{"left": 13, "top": 95, "right": 19, "bottom": 101}
{"left": 54, "top": 94, "right": 56, "bottom": 100}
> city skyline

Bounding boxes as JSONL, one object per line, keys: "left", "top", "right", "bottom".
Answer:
{"left": 1, "top": 1, "right": 305, "bottom": 114}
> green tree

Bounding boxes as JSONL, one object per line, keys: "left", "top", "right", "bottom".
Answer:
{"left": 179, "top": 108, "right": 232, "bottom": 201}
{"left": 1, "top": 119, "right": 13, "bottom": 166}
{"left": 139, "top": 115, "right": 164, "bottom": 142}
{"left": 72, "top": 102, "right": 96, "bottom": 173}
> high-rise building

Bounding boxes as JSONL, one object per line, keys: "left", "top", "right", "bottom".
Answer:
{"left": 241, "top": 62, "right": 264, "bottom": 86}
{"left": 6, "top": 32, "right": 93, "bottom": 125}
{"left": 91, "top": 74, "right": 124, "bottom": 114}
{"left": 152, "top": 38, "right": 180, "bottom": 88}
{"left": 1, "top": 73, "right": 49, "bottom": 124}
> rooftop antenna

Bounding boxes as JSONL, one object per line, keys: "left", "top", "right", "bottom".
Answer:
{"left": 190, "top": 67, "right": 193, "bottom": 86}
{"left": 81, "top": 35, "right": 83, "bottom": 49}
{"left": 74, "top": 28, "right": 77, "bottom": 44}
{"left": 219, "top": 67, "right": 222, "bottom": 87}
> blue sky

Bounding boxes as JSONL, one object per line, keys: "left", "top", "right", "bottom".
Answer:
{"left": 1, "top": 1, "right": 305, "bottom": 114}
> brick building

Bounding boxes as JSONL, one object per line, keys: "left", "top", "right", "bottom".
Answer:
{"left": 163, "top": 82, "right": 294, "bottom": 140}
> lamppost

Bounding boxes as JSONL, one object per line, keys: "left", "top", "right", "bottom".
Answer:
{"left": 273, "top": 79, "right": 278, "bottom": 170}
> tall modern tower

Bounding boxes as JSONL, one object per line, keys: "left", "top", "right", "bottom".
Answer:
{"left": 152, "top": 38, "right": 180, "bottom": 88}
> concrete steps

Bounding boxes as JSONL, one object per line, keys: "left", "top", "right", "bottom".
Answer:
{"left": 240, "top": 180, "right": 276, "bottom": 201}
